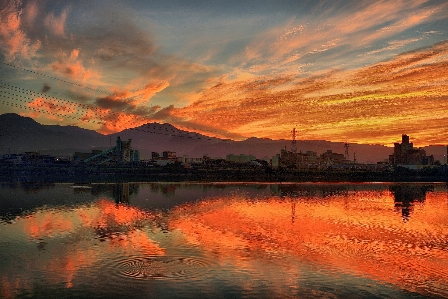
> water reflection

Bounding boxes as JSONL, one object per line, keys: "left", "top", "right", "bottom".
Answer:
{"left": 0, "top": 182, "right": 447, "bottom": 299}
{"left": 390, "top": 184, "right": 433, "bottom": 222}
{"left": 276, "top": 183, "right": 350, "bottom": 198}
{"left": 168, "top": 183, "right": 448, "bottom": 298}
{"left": 112, "top": 183, "right": 139, "bottom": 204}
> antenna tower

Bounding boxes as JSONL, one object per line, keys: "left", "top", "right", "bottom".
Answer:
{"left": 291, "top": 128, "right": 297, "bottom": 153}
{"left": 344, "top": 142, "right": 349, "bottom": 160}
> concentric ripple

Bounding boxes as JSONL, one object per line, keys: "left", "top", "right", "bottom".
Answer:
{"left": 112, "top": 255, "right": 215, "bottom": 281}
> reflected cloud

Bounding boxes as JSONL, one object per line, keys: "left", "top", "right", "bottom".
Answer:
{"left": 169, "top": 188, "right": 448, "bottom": 297}
{"left": 0, "top": 197, "right": 165, "bottom": 293}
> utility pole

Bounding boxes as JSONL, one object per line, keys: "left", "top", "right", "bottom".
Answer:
{"left": 291, "top": 128, "right": 297, "bottom": 153}
{"left": 344, "top": 142, "right": 350, "bottom": 160}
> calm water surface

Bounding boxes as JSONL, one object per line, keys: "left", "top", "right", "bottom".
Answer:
{"left": 0, "top": 182, "right": 447, "bottom": 299}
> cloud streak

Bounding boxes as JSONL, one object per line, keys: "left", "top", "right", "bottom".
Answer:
{"left": 1, "top": 0, "right": 447, "bottom": 146}
{"left": 170, "top": 41, "right": 448, "bottom": 145}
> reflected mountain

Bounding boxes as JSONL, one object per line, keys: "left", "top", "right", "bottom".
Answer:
{"left": 389, "top": 184, "right": 434, "bottom": 222}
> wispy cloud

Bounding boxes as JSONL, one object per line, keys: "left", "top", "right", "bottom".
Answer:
{"left": 44, "top": 8, "right": 68, "bottom": 37}
{"left": 1, "top": 0, "right": 448, "bottom": 146}
{"left": 168, "top": 41, "right": 448, "bottom": 145}
{"left": 0, "top": 0, "right": 41, "bottom": 62}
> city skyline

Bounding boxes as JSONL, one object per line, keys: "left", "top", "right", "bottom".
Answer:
{"left": 1, "top": 0, "right": 448, "bottom": 147}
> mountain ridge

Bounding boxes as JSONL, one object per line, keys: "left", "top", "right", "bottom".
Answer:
{"left": 1, "top": 113, "right": 446, "bottom": 163}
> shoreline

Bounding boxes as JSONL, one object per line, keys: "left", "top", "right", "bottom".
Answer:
{"left": 1, "top": 164, "right": 447, "bottom": 183}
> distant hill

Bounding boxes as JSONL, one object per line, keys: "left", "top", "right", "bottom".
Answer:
{"left": 0, "top": 113, "right": 109, "bottom": 156}
{"left": 2, "top": 113, "right": 445, "bottom": 163}
{"left": 106, "top": 124, "right": 394, "bottom": 163}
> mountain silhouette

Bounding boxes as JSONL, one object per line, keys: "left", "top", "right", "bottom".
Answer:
{"left": 2, "top": 113, "right": 445, "bottom": 163}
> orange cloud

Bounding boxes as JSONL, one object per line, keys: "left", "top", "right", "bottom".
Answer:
{"left": 168, "top": 41, "right": 448, "bottom": 146}
{"left": 239, "top": 0, "right": 446, "bottom": 75}
{"left": 21, "top": 97, "right": 78, "bottom": 123}
{"left": 44, "top": 8, "right": 68, "bottom": 37}
{"left": 23, "top": 1, "right": 38, "bottom": 25}
{"left": 51, "top": 49, "right": 99, "bottom": 82}
{"left": 96, "top": 112, "right": 148, "bottom": 134}
{"left": 0, "top": 0, "right": 41, "bottom": 61}
{"left": 107, "top": 81, "right": 170, "bottom": 107}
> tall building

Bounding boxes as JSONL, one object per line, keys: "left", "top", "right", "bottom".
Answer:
{"left": 389, "top": 134, "right": 434, "bottom": 165}
{"left": 116, "top": 136, "right": 132, "bottom": 162}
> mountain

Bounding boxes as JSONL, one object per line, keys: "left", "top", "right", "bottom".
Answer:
{"left": 0, "top": 113, "right": 109, "bottom": 156}
{"left": 101, "top": 124, "right": 395, "bottom": 163}
{"left": 2, "top": 113, "right": 445, "bottom": 163}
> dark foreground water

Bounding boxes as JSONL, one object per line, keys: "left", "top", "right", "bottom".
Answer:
{"left": 0, "top": 182, "right": 447, "bottom": 299}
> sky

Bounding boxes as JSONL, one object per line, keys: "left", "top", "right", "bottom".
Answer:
{"left": 1, "top": 0, "right": 448, "bottom": 146}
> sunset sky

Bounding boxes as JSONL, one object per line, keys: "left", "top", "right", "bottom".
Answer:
{"left": 1, "top": 0, "right": 448, "bottom": 146}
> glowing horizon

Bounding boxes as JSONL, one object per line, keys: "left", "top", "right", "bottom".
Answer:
{"left": 1, "top": 0, "right": 448, "bottom": 146}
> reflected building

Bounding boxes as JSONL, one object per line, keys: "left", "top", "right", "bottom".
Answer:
{"left": 87, "top": 183, "right": 139, "bottom": 204}
{"left": 276, "top": 184, "right": 349, "bottom": 198}
{"left": 390, "top": 184, "right": 433, "bottom": 222}
{"left": 113, "top": 183, "right": 130, "bottom": 204}
{"left": 113, "top": 183, "right": 140, "bottom": 204}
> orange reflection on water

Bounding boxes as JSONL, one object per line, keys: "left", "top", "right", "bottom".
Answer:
{"left": 23, "top": 211, "right": 74, "bottom": 239}
{"left": 96, "top": 199, "right": 147, "bottom": 226}
{"left": 0, "top": 269, "right": 33, "bottom": 299}
{"left": 46, "top": 247, "right": 99, "bottom": 289}
{"left": 170, "top": 191, "right": 448, "bottom": 297}
{"left": 11, "top": 198, "right": 164, "bottom": 290}
{"left": 20, "top": 199, "right": 163, "bottom": 254}
{"left": 1, "top": 276, "right": 16, "bottom": 299}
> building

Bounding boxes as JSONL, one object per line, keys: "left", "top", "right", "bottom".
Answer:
{"left": 320, "top": 150, "right": 346, "bottom": 165}
{"left": 162, "top": 151, "right": 177, "bottom": 159}
{"left": 149, "top": 150, "right": 178, "bottom": 166}
{"left": 73, "top": 136, "right": 140, "bottom": 164}
{"left": 116, "top": 137, "right": 132, "bottom": 162}
{"left": 1, "top": 152, "right": 56, "bottom": 165}
{"left": 389, "top": 134, "right": 434, "bottom": 166}
{"left": 279, "top": 148, "right": 321, "bottom": 168}
{"left": 130, "top": 149, "right": 140, "bottom": 162}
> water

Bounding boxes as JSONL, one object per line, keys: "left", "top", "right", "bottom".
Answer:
{"left": 0, "top": 182, "right": 447, "bottom": 298}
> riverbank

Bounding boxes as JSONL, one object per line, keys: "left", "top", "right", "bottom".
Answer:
{"left": 1, "top": 163, "right": 447, "bottom": 183}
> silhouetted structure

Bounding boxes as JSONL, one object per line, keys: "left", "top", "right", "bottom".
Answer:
{"left": 279, "top": 148, "right": 320, "bottom": 169}
{"left": 74, "top": 137, "right": 140, "bottom": 164}
{"left": 390, "top": 184, "right": 433, "bottom": 222}
{"left": 344, "top": 143, "right": 350, "bottom": 160}
{"left": 291, "top": 128, "right": 297, "bottom": 154}
{"left": 389, "top": 135, "right": 434, "bottom": 166}
{"left": 320, "top": 150, "right": 346, "bottom": 165}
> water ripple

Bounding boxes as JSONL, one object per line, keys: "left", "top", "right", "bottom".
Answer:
{"left": 105, "top": 255, "right": 215, "bottom": 281}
